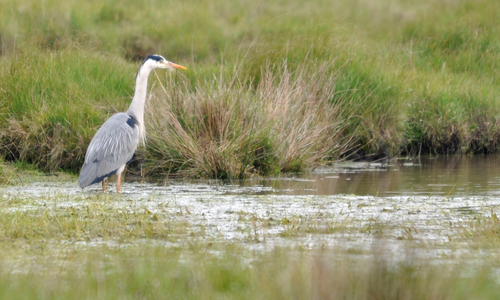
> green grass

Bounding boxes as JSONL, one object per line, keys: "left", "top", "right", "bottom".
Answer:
{"left": 1, "top": 186, "right": 500, "bottom": 299}
{"left": 0, "top": 47, "right": 135, "bottom": 171}
{"left": 1, "top": 0, "right": 500, "bottom": 176}
{"left": 4, "top": 1, "right": 500, "bottom": 295}
{"left": 0, "top": 201, "right": 179, "bottom": 241}
{"left": 0, "top": 158, "right": 46, "bottom": 185}
{"left": 1, "top": 245, "right": 499, "bottom": 300}
{"left": 0, "top": 158, "right": 11, "bottom": 185}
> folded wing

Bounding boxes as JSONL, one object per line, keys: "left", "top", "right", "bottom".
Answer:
{"left": 79, "top": 113, "right": 140, "bottom": 188}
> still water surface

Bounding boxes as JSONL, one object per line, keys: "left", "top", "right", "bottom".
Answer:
{"left": 236, "top": 155, "right": 500, "bottom": 197}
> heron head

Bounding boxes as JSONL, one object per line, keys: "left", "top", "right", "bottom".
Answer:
{"left": 145, "top": 54, "right": 187, "bottom": 70}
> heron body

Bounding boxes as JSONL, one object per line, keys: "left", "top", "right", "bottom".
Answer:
{"left": 79, "top": 55, "right": 186, "bottom": 192}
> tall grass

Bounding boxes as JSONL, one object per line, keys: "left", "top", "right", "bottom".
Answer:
{"left": 1, "top": 0, "right": 500, "bottom": 175}
{"left": 146, "top": 61, "right": 352, "bottom": 178}
{"left": 0, "top": 45, "right": 136, "bottom": 171}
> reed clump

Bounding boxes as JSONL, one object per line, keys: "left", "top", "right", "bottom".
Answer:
{"left": 146, "top": 61, "right": 352, "bottom": 178}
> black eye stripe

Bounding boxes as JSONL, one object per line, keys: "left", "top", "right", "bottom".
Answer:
{"left": 146, "top": 54, "right": 165, "bottom": 62}
{"left": 135, "top": 55, "right": 167, "bottom": 80}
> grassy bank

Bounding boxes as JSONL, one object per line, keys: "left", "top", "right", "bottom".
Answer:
{"left": 1, "top": 0, "right": 500, "bottom": 177}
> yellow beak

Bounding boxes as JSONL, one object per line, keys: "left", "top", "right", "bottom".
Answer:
{"left": 168, "top": 62, "right": 187, "bottom": 70}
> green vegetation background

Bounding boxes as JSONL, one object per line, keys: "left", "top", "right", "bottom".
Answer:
{"left": 1, "top": 0, "right": 500, "bottom": 177}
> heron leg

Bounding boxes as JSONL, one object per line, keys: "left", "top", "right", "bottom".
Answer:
{"left": 117, "top": 173, "right": 122, "bottom": 193}
{"left": 102, "top": 179, "right": 106, "bottom": 192}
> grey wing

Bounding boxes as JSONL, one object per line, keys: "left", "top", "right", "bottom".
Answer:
{"left": 79, "top": 113, "right": 140, "bottom": 188}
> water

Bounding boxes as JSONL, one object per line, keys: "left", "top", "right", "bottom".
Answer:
{"left": 2, "top": 155, "right": 500, "bottom": 263}
{"left": 9, "top": 155, "right": 498, "bottom": 197}
{"left": 231, "top": 155, "right": 500, "bottom": 197}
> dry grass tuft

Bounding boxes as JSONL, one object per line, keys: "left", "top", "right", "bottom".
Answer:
{"left": 146, "top": 61, "right": 352, "bottom": 178}
{"left": 0, "top": 117, "right": 87, "bottom": 171}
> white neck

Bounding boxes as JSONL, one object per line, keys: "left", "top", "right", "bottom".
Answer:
{"left": 127, "top": 63, "right": 155, "bottom": 146}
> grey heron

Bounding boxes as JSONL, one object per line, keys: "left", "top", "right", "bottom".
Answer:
{"left": 79, "top": 54, "right": 186, "bottom": 192}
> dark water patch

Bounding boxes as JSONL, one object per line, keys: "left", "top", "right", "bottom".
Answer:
{"left": 226, "top": 156, "right": 500, "bottom": 197}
